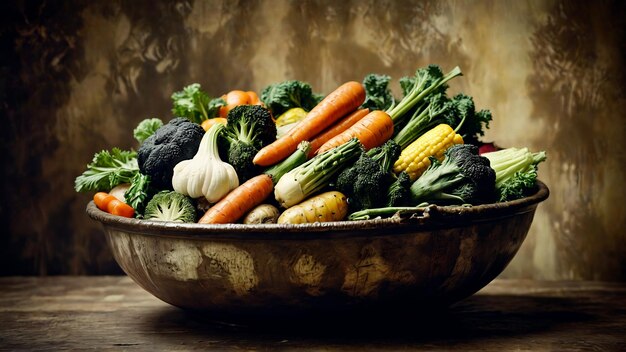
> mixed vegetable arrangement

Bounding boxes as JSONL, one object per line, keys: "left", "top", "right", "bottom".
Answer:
{"left": 75, "top": 64, "right": 546, "bottom": 224}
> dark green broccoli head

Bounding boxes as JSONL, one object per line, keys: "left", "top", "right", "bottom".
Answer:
{"left": 386, "top": 171, "right": 411, "bottom": 207}
{"left": 227, "top": 142, "right": 261, "bottom": 183}
{"left": 447, "top": 144, "right": 495, "bottom": 196}
{"left": 410, "top": 144, "right": 496, "bottom": 205}
{"left": 337, "top": 153, "right": 387, "bottom": 212}
{"left": 367, "top": 139, "right": 401, "bottom": 172}
{"left": 220, "top": 105, "right": 276, "bottom": 182}
{"left": 260, "top": 80, "right": 322, "bottom": 116}
{"left": 224, "top": 105, "right": 276, "bottom": 149}
{"left": 144, "top": 190, "right": 197, "bottom": 223}
{"left": 137, "top": 118, "right": 204, "bottom": 190}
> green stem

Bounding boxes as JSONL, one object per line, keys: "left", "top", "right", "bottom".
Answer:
{"left": 348, "top": 206, "right": 426, "bottom": 220}
{"left": 265, "top": 141, "right": 311, "bottom": 185}
{"left": 293, "top": 138, "right": 362, "bottom": 196}
{"left": 388, "top": 66, "right": 462, "bottom": 122}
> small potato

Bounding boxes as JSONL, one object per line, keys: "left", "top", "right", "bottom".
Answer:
{"left": 278, "top": 191, "right": 348, "bottom": 224}
{"left": 243, "top": 204, "right": 280, "bottom": 224}
{"left": 109, "top": 183, "right": 130, "bottom": 202}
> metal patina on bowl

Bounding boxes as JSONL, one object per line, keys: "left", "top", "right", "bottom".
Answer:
{"left": 86, "top": 181, "right": 549, "bottom": 314}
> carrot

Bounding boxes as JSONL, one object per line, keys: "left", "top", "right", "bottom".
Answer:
{"left": 308, "top": 108, "right": 369, "bottom": 157}
{"left": 198, "top": 174, "right": 274, "bottom": 224}
{"left": 94, "top": 192, "right": 117, "bottom": 211}
{"left": 94, "top": 192, "right": 134, "bottom": 218}
{"left": 315, "top": 110, "right": 394, "bottom": 155}
{"left": 253, "top": 81, "right": 366, "bottom": 167}
{"left": 107, "top": 199, "right": 135, "bottom": 218}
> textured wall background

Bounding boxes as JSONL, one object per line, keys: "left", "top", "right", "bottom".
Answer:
{"left": 1, "top": 0, "right": 625, "bottom": 279}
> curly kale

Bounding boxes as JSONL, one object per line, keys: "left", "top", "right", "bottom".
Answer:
{"left": 260, "top": 80, "right": 323, "bottom": 116}
{"left": 361, "top": 73, "right": 395, "bottom": 111}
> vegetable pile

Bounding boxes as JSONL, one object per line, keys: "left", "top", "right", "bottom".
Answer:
{"left": 75, "top": 65, "right": 546, "bottom": 224}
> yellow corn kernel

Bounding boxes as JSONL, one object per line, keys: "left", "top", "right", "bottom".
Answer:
{"left": 393, "top": 124, "right": 464, "bottom": 181}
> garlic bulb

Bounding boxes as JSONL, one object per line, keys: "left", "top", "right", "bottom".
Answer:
{"left": 172, "top": 123, "right": 239, "bottom": 203}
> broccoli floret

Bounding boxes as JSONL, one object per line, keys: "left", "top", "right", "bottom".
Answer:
{"left": 410, "top": 144, "right": 496, "bottom": 205}
{"left": 386, "top": 171, "right": 411, "bottom": 207}
{"left": 143, "top": 190, "right": 197, "bottom": 223}
{"left": 220, "top": 105, "right": 277, "bottom": 182}
{"left": 260, "top": 80, "right": 323, "bottom": 116}
{"left": 336, "top": 140, "right": 401, "bottom": 212}
{"left": 137, "top": 117, "right": 204, "bottom": 190}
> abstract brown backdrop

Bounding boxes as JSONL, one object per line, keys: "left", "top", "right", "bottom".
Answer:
{"left": 1, "top": 0, "right": 625, "bottom": 279}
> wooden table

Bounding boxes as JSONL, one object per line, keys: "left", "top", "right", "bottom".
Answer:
{"left": 1, "top": 277, "right": 625, "bottom": 351}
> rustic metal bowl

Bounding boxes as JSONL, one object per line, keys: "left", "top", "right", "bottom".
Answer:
{"left": 87, "top": 181, "right": 549, "bottom": 315}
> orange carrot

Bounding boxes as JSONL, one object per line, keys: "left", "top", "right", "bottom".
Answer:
{"left": 94, "top": 192, "right": 117, "bottom": 211}
{"left": 198, "top": 174, "right": 274, "bottom": 224}
{"left": 94, "top": 192, "right": 134, "bottom": 218}
{"left": 307, "top": 108, "right": 369, "bottom": 157}
{"left": 315, "top": 110, "right": 394, "bottom": 155}
{"left": 107, "top": 199, "right": 135, "bottom": 218}
{"left": 253, "top": 81, "right": 366, "bottom": 167}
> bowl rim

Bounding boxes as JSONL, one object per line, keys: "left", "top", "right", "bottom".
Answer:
{"left": 86, "top": 181, "right": 549, "bottom": 239}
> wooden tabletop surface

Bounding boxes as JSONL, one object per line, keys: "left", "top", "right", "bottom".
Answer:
{"left": 1, "top": 276, "right": 625, "bottom": 351}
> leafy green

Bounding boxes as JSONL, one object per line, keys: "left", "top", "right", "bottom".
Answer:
{"left": 123, "top": 173, "right": 155, "bottom": 216}
{"left": 260, "top": 80, "right": 323, "bottom": 116}
{"left": 392, "top": 92, "right": 493, "bottom": 149}
{"left": 133, "top": 118, "right": 163, "bottom": 144}
{"left": 361, "top": 73, "right": 395, "bottom": 111}
{"left": 171, "top": 83, "right": 216, "bottom": 124}
{"left": 498, "top": 170, "right": 538, "bottom": 202}
{"left": 387, "top": 65, "right": 462, "bottom": 131}
{"left": 74, "top": 148, "right": 139, "bottom": 192}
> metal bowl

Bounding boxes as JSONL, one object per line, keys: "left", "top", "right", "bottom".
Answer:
{"left": 87, "top": 181, "right": 549, "bottom": 314}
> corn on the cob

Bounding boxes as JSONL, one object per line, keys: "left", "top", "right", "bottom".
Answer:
{"left": 393, "top": 124, "right": 464, "bottom": 181}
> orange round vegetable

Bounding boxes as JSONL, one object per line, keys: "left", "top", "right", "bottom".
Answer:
{"left": 218, "top": 90, "right": 263, "bottom": 118}
{"left": 201, "top": 117, "right": 227, "bottom": 131}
